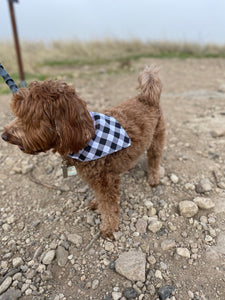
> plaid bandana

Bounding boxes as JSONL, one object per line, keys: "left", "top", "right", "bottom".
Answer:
{"left": 69, "top": 112, "right": 131, "bottom": 161}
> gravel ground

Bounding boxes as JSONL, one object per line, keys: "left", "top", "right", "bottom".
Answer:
{"left": 0, "top": 58, "right": 225, "bottom": 300}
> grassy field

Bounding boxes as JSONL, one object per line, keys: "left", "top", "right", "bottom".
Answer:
{"left": 0, "top": 39, "right": 225, "bottom": 94}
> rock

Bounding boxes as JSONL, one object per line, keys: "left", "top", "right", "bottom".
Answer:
{"left": 161, "top": 239, "right": 176, "bottom": 251}
{"left": 211, "top": 128, "right": 225, "bottom": 138}
{"left": 56, "top": 246, "right": 68, "bottom": 267}
{"left": 115, "top": 251, "right": 146, "bottom": 282}
{"left": 67, "top": 233, "right": 82, "bottom": 247}
{"left": 193, "top": 197, "right": 215, "bottom": 210}
{"left": 143, "top": 200, "right": 153, "bottom": 209}
{"left": 170, "top": 174, "right": 179, "bottom": 183}
{"left": 112, "top": 292, "right": 122, "bottom": 300}
{"left": 178, "top": 201, "right": 198, "bottom": 217}
{"left": 158, "top": 286, "right": 174, "bottom": 300}
{"left": 105, "top": 242, "right": 114, "bottom": 252}
{"left": 196, "top": 179, "right": 212, "bottom": 193}
{"left": 176, "top": 247, "right": 190, "bottom": 258}
{"left": 42, "top": 250, "right": 55, "bottom": 265}
{"left": 122, "top": 287, "right": 139, "bottom": 299}
{"left": 0, "top": 277, "right": 12, "bottom": 295}
{"left": 21, "top": 164, "right": 34, "bottom": 174}
{"left": 92, "top": 279, "right": 99, "bottom": 290}
{"left": 0, "top": 288, "right": 21, "bottom": 300}
{"left": 135, "top": 219, "right": 147, "bottom": 234}
{"left": 12, "top": 257, "right": 23, "bottom": 268}
{"left": 6, "top": 215, "right": 16, "bottom": 225}
{"left": 218, "top": 84, "right": 225, "bottom": 93}
{"left": 148, "top": 220, "right": 162, "bottom": 233}
{"left": 159, "top": 166, "right": 165, "bottom": 178}
{"left": 40, "top": 270, "right": 53, "bottom": 281}
{"left": 155, "top": 270, "right": 163, "bottom": 279}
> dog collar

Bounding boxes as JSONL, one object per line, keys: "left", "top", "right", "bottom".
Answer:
{"left": 68, "top": 111, "right": 131, "bottom": 161}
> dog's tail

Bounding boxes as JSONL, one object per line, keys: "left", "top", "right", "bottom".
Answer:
{"left": 137, "top": 65, "right": 162, "bottom": 106}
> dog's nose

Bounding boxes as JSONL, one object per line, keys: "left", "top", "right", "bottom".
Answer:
{"left": 1, "top": 133, "right": 9, "bottom": 141}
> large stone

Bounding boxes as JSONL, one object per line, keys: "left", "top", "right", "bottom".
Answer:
{"left": 115, "top": 251, "right": 146, "bottom": 282}
{"left": 179, "top": 201, "right": 198, "bottom": 217}
{"left": 193, "top": 197, "right": 215, "bottom": 210}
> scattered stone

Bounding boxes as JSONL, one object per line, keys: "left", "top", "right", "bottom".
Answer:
{"left": 148, "top": 220, "right": 162, "bottom": 233}
{"left": 147, "top": 255, "right": 156, "bottom": 265}
{"left": 196, "top": 179, "right": 212, "bottom": 193}
{"left": 42, "top": 250, "right": 55, "bottom": 265}
{"left": 155, "top": 270, "right": 163, "bottom": 279}
{"left": 105, "top": 242, "right": 114, "bottom": 252}
{"left": 161, "top": 239, "right": 176, "bottom": 251}
{"left": 176, "top": 247, "right": 191, "bottom": 258}
{"left": 115, "top": 251, "right": 146, "bottom": 282}
{"left": 135, "top": 219, "right": 147, "bottom": 234}
{"left": 67, "top": 233, "right": 82, "bottom": 247}
{"left": 159, "top": 166, "right": 165, "bottom": 178}
{"left": 158, "top": 285, "right": 174, "bottom": 300}
{"left": 0, "top": 277, "right": 12, "bottom": 295}
{"left": 122, "top": 287, "right": 139, "bottom": 299}
{"left": 91, "top": 279, "right": 99, "bottom": 290}
{"left": 0, "top": 288, "right": 21, "bottom": 300}
{"left": 6, "top": 215, "right": 16, "bottom": 225}
{"left": 205, "top": 235, "right": 213, "bottom": 243}
{"left": 184, "top": 183, "right": 195, "bottom": 190}
{"left": 21, "top": 164, "right": 34, "bottom": 174}
{"left": 112, "top": 291, "right": 122, "bottom": 300}
{"left": 179, "top": 201, "right": 198, "bottom": 217}
{"left": 193, "top": 197, "right": 215, "bottom": 210}
{"left": 40, "top": 270, "right": 53, "bottom": 281}
{"left": 12, "top": 257, "right": 23, "bottom": 268}
{"left": 211, "top": 128, "right": 225, "bottom": 138}
{"left": 170, "top": 174, "right": 179, "bottom": 183}
{"left": 56, "top": 246, "right": 68, "bottom": 267}
{"left": 218, "top": 84, "right": 225, "bottom": 93}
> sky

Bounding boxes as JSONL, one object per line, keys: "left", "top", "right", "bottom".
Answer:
{"left": 1, "top": 0, "right": 225, "bottom": 44}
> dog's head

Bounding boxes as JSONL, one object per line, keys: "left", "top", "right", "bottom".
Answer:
{"left": 1, "top": 80, "right": 95, "bottom": 156}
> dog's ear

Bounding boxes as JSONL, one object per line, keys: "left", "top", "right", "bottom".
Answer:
{"left": 52, "top": 83, "right": 95, "bottom": 156}
{"left": 10, "top": 88, "right": 30, "bottom": 118}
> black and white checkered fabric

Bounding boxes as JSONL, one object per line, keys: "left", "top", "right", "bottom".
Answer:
{"left": 69, "top": 111, "right": 131, "bottom": 161}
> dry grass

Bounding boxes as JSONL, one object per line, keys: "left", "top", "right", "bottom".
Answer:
{"left": 1, "top": 39, "right": 225, "bottom": 93}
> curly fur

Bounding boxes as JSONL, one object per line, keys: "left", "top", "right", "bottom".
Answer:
{"left": 2, "top": 65, "right": 165, "bottom": 239}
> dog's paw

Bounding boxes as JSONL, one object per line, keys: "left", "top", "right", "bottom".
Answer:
{"left": 100, "top": 216, "right": 119, "bottom": 240}
{"left": 148, "top": 172, "right": 160, "bottom": 187}
{"left": 88, "top": 199, "right": 98, "bottom": 210}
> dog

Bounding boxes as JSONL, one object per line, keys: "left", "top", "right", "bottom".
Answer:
{"left": 1, "top": 65, "right": 165, "bottom": 239}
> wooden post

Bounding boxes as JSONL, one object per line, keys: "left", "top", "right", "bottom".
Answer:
{"left": 8, "top": 0, "right": 26, "bottom": 87}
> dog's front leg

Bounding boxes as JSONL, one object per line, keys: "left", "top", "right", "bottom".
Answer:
{"left": 92, "top": 174, "right": 120, "bottom": 239}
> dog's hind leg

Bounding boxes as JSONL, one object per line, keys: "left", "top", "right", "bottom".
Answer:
{"left": 147, "top": 116, "right": 165, "bottom": 187}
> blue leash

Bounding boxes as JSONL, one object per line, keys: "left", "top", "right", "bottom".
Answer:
{"left": 0, "top": 63, "right": 18, "bottom": 94}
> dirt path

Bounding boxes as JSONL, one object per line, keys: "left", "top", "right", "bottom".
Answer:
{"left": 0, "top": 58, "right": 225, "bottom": 300}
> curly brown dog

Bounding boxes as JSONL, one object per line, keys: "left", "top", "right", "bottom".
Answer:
{"left": 1, "top": 65, "right": 165, "bottom": 239}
